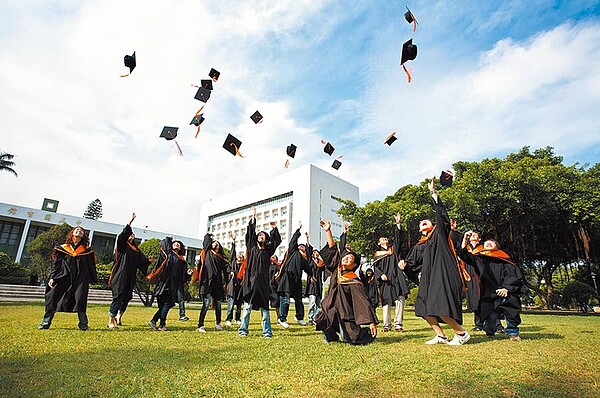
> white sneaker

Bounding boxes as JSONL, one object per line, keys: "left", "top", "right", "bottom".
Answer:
{"left": 197, "top": 326, "right": 206, "bottom": 333}
{"left": 215, "top": 324, "right": 223, "bottom": 331}
{"left": 425, "top": 335, "right": 449, "bottom": 345}
{"left": 447, "top": 331, "right": 471, "bottom": 346}
{"left": 296, "top": 318, "right": 307, "bottom": 326}
{"left": 277, "top": 319, "right": 290, "bottom": 329}
{"left": 225, "top": 320, "right": 232, "bottom": 327}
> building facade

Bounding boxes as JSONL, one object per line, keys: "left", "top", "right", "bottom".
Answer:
{"left": 0, "top": 201, "right": 202, "bottom": 266}
{"left": 198, "top": 164, "right": 360, "bottom": 258}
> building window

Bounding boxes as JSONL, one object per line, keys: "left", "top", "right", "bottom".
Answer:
{"left": 91, "top": 234, "right": 117, "bottom": 264}
{"left": 0, "top": 219, "right": 24, "bottom": 260}
{"left": 281, "top": 207, "right": 287, "bottom": 215}
{"left": 20, "top": 224, "right": 50, "bottom": 266}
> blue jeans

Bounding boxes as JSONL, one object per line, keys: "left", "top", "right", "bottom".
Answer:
{"left": 177, "top": 287, "right": 186, "bottom": 318}
{"left": 483, "top": 308, "right": 520, "bottom": 336}
{"left": 308, "top": 294, "right": 321, "bottom": 322}
{"left": 238, "top": 302, "right": 272, "bottom": 337}
{"left": 279, "top": 292, "right": 305, "bottom": 322}
{"left": 152, "top": 295, "right": 175, "bottom": 327}
{"left": 109, "top": 294, "right": 130, "bottom": 317}
{"left": 225, "top": 295, "right": 242, "bottom": 322}
{"left": 198, "top": 293, "right": 222, "bottom": 327}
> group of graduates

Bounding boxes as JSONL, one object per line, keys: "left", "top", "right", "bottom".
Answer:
{"left": 38, "top": 176, "right": 528, "bottom": 345}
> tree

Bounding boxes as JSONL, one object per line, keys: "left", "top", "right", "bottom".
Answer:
{"left": 135, "top": 238, "right": 161, "bottom": 307}
{"left": 561, "top": 281, "right": 599, "bottom": 312}
{"left": 27, "top": 223, "right": 73, "bottom": 282}
{"left": 0, "top": 152, "right": 17, "bottom": 177}
{"left": 83, "top": 199, "right": 103, "bottom": 220}
{"left": 0, "top": 252, "right": 28, "bottom": 284}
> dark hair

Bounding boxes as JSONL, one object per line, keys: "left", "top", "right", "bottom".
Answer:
{"left": 66, "top": 227, "right": 89, "bottom": 246}
{"left": 172, "top": 240, "right": 186, "bottom": 256}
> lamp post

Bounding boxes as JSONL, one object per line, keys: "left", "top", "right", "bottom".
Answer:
{"left": 591, "top": 272, "right": 598, "bottom": 294}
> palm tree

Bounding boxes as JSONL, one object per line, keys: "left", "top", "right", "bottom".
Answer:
{"left": 0, "top": 152, "right": 18, "bottom": 177}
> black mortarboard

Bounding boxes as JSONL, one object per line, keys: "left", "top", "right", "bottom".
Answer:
{"left": 332, "top": 159, "right": 342, "bottom": 170}
{"left": 401, "top": 39, "right": 417, "bottom": 65}
{"left": 440, "top": 170, "right": 454, "bottom": 187}
{"left": 190, "top": 114, "right": 205, "bottom": 127}
{"left": 160, "top": 126, "right": 179, "bottom": 140}
{"left": 404, "top": 6, "right": 418, "bottom": 31}
{"left": 323, "top": 142, "right": 335, "bottom": 156}
{"left": 124, "top": 51, "right": 136, "bottom": 73}
{"left": 384, "top": 132, "right": 397, "bottom": 146}
{"left": 250, "top": 111, "right": 263, "bottom": 124}
{"left": 286, "top": 144, "right": 297, "bottom": 158}
{"left": 201, "top": 79, "right": 213, "bottom": 90}
{"left": 194, "top": 87, "right": 211, "bottom": 103}
{"left": 223, "top": 133, "right": 243, "bottom": 157}
{"left": 209, "top": 68, "right": 220, "bottom": 81}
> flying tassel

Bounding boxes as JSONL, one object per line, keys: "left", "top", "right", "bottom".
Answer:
{"left": 402, "top": 64, "right": 412, "bottom": 83}
{"left": 119, "top": 73, "right": 130, "bottom": 78}
{"left": 284, "top": 159, "right": 290, "bottom": 169}
{"left": 174, "top": 141, "right": 183, "bottom": 156}
{"left": 231, "top": 143, "right": 245, "bottom": 158}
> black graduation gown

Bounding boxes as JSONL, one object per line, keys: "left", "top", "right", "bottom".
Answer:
{"left": 198, "top": 233, "right": 228, "bottom": 301}
{"left": 449, "top": 230, "right": 481, "bottom": 312}
{"left": 109, "top": 224, "right": 151, "bottom": 302}
{"left": 315, "top": 243, "right": 378, "bottom": 344}
{"left": 240, "top": 219, "right": 282, "bottom": 310}
{"left": 373, "top": 226, "right": 410, "bottom": 306}
{"left": 305, "top": 251, "right": 324, "bottom": 298}
{"left": 154, "top": 237, "right": 187, "bottom": 304}
{"left": 404, "top": 198, "right": 463, "bottom": 324}
{"left": 277, "top": 228, "right": 313, "bottom": 297}
{"left": 226, "top": 243, "right": 242, "bottom": 304}
{"left": 460, "top": 250, "right": 525, "bottom": 322}
{"left": 45, "top": 243, "right": 97, "bottom": 312}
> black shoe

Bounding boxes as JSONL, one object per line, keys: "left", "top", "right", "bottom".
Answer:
{"left": 496, "top": 328, "right": 505, "bottom": 334}
{"left": 38, "top": 324, "right": 50, "bottom": 330}
{"left": 79, "top": 326, "right": 88, "bottom": 331}
{"left": 148, "top": 320, "right": 158, "bottom": 330}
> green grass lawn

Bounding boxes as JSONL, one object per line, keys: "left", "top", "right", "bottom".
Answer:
{"left": 1, "top": 302, "right": 599, "bottom": 398}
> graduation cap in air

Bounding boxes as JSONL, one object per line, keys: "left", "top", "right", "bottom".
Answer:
{"left": 250, "top": 111, "right": 263, "bottom": 124}
{"left": 190, "top": 113, "right": 205, "bottom": 138}
{"left": 332, "top": 157, "right": 342, "bottom": 170}
{"left": 286, "top": 144, "right": 297, "bottom": 158}
{"left": 120, "top": 51, "right": 136, "bottom": 77}
{"left": 404, "top": 6, "right": 418, "bottom": 32}
{"left": 400, "top": 39, "right": 417, "bottom": 83}
{"left": 223, "top": 133, "right": 244, "bottom": 157}
{"left": 194, "top": 87, "right": 211, "bottom": 103}
{"left": 209, "top": 68, "right": 220, "bottom": 81}
{"left": 160, "top": 126, "right": 183, "bottom": 156}
{"left": 322, "top": 141, "right": 335, "bottom": 156}
{"left": 384, "top": 132, "right": 398, "bottom": 146}
{"left": 440, "top": 170, "right": 454, "bottom": 187}
{"left": 201, "top": 79, "right": 213, "bottom": 90}
{"left": 190, "top": 114, "right": 205, "bottom": 127}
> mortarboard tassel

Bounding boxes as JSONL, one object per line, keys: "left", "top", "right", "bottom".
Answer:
{"left": 165, "top": 130, "right": 184, "bottom": 156}
{"left": 119, "top": 73, "right": 130, "bottom": 78}
{"left": 284, "top": 159, "right": 290, "bottom": 169}
{"left": 402, "top": 64, "right": 412, "bottom": 83}
{"left": 230, "top": 143, "right": 245, "bottom": 158}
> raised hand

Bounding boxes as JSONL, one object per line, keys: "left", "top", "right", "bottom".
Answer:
{"left": 343, "top": 222, "right": 350, "bottom": 232}
{"left": 129, "top": 213, "right": 136, "bottom": 225}
{"left": 450, "top": 219, "right": 457, "bottom": 231}
{"left": 393, "top": 212, "right": 402, "bottom": 225}
{"left": 428, "top": 176, "right": 435, "bottom": 192}
{"left": 320, "top": 219, "right": 331, "bottom": 231}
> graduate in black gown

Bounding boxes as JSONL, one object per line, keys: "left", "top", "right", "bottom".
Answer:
{"left": 238, "top": 206, "right": 282, "bottom": 338}
{"left": 459, "top": 234, "right": 527, "bottom": 341}
{"left": 194, "top": 233, "right": 229, "bottom": 332}
{"left": 373, "top": 212, "right": 410, "bottom": 332}
{"left": 315, "top": 220, "right": 378, "bottom": 345}
{"left": 107, "top": 213, "right": 152, "bottom": 329}
{"left": 224, "top": 231, "right": 243, "bottom": 326}
{"left": 399, "top": 177, "right": 471, "bottom": 345}
{"left": 275, "top": 223, "right": 313, "bottom": 328}
{"left": 147, "top": 237, "right": 188, "bottom": 331}
{"left": 269, "top": 254, "right": 282, "bottom": 320}
{"left": 305, "top": 246, "right": 325, "bottom": 325}
{"left": 38, "top": 226, "right": 97, "bottom": 331}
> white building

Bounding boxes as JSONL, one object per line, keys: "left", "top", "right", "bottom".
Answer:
{"left": 0, "top": 201, "right": 202, "bottom": 266}
{"left": 198, "top": 164, "right": 360, "bottom": 258}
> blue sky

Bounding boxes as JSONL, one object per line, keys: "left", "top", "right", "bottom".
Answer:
{"left": 1, "top": 0, "right": 599, "bottom": 236}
